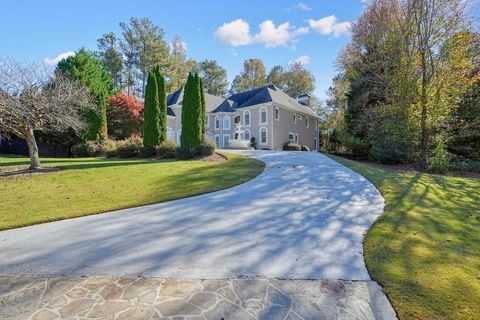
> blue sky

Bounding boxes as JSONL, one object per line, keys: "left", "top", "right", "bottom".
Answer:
{"left": 1, "top": 0, "right": 478, "bottom": 99}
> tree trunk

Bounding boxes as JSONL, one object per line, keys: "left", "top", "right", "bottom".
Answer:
{"left": 25, "top": 127, "right": 41, "bottom": 169}
{"left": 419, "top": 51, "right": 428, "bottom": 171}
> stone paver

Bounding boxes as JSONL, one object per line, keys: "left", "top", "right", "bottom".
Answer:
{"left": 0, "top": 276, "right": 394, "bottom": 319}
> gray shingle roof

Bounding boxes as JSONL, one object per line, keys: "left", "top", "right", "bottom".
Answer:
{"left": 167, "top": 87, "right": 224, "bottom": 113}
{"left": 212, "top": 85, "right": 319, "bottom": 119}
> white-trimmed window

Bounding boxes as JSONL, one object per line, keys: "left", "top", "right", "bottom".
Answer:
{"left": 223, "top": 115, "right": 230, "bottom": 129}
{"left": 244, "top": 110, "right": 250, "bottom": 126}
{"left": 259, "top": 107, "right": 267, "bottom": 124}
{"left": 244, "top": 129, "right": 251, "bottom": 140}
{"left": 215, "top": 116, "right": 220, "bottom": 130}
{"left": 293, "top": 113, "right": 297, "bottom": 124}
{"left": 306, "top": 117, "right": 309, "bottom": 128}
{"left": 214, "top": 135, "right": 220, "bottom": 148}
{"left": 289, "top": 132, "right": 298, "bottom": 143}
{"left": 223, "top": 134, "right": 230, "bottom": 148}
{"left": 259, "top": 127, "right": 267, "bottom": 145}
{"left": 274, "top": 107, "right": 280, "bottom": 121}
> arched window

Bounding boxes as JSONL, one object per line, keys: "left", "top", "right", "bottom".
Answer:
{"left": 244, "top": 110, "right": 251, "bottom": 126}
{"left": 293, "top": 113, "right": 297, "bottom": 124}
{"left": 215, "top": 116, "right": 220, "bottom": 129}
{"left": 243, "top": 129, "right": 251, "bottom": 140}
{"left": 259, "top": 107, "right": 267, "bottom": 124}
{"left": 305, "top": 117, "right": 309, "bottom": 128}
{"left": 259, "top": 127, "right": 267, "bottom": 145}
{"left": 223, "top": 115, "right": 231, "bottom": 129}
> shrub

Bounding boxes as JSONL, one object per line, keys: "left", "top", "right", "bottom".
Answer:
{"left": 427, "top": 141, "right": 451, "bottom": 174}
{"left": 283, "top": 143, "right": 301, "bottom": 151}
{"left": 116, "top": 135, "right": 142, "bottom": 158}
{"left": 369, "top": 143, "right": 406, "bottom": 164}
{"left": 301, "top": 145, "right": 310, "bottom": 151}
{"left": 339, "top": 133, "right": 370, "bottom": 156}
{"left": 107, "top": 94, "right": 144, "bottom": 140}
{"left": 177, "top": 145, "right": 198, "bottom": 160}
{"left": 198, "top": 140, "right": 216, "bottom": 157}
{"left": 450, "top": 157, "right": 480, "bottom": 172}
{"left": 156, "top": 140, "right": 177, "bottom": 159}
{"left": 72, "top": 141, "right": 100, "bottom": 157}
{"left": 98, "top": 139, "right": 118, "bottom": 158}
{"left": 139, "top": 145, "right": 156, "bottom": 158}
{"left": 250, "top": 137, "right": 257, "bottom": 149}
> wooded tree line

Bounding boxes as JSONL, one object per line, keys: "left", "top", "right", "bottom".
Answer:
{"left": 322, "top": 0, "right": 479, "bottom": 172}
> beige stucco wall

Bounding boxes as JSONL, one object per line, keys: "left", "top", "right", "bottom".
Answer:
{"left": 271, "top": 105, "right": 319, "bottom": 151}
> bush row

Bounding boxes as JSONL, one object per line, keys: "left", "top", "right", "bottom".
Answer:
{"left": 72, "top": 137, "right": 215, "bottom": 160}
{"left": 283, "top": 143, "right": 310, "bottom": 151}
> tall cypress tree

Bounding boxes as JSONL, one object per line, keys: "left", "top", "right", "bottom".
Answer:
{"left": 143, "top": 71, "right": 160, "bottom": 147}
{"left": 181, "top": 73, "right": 200, "bottom": 147}
{"left": 154, "top": 66, "right": 167, "bottom": 143}
{"left": 198, "top": 75, "right": 206, "bottom": 141}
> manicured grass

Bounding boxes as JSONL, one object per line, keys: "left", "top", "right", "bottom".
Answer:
{"left": 0, "top": 153, "right": 264, "bottom": 231}
{"left": 327, "top": 154, "right": 480, "bottom": 320}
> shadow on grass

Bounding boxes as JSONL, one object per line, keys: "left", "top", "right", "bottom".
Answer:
{"left": 328, "top": 154, "right": 480, "bottom": 319}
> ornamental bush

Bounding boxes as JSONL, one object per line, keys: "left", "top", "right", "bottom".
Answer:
{"left": 116, "top": 135, "right": 143, "bottom": 158}
{"left": 283, "top": 143, "right": 301, "bottom": 151}
{"left": 198, "top": 140, "right": 216, "bottom": 156}
{"left": 156, "top": 140, "right": 177, "bottom": 159}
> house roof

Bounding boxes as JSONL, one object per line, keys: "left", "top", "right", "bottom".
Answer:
{"left": 212, "top": 85, "right": 319, "bottom": 119}
{"left": 167, "top": 107, "right": 176, "bottom": 116}
{"left": 167, "top": 87, "right": 224, "bottom": 113}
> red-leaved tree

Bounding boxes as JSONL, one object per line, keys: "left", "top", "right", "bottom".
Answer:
{"left": 107, "top": 94, "right": 144, "bottom": 140}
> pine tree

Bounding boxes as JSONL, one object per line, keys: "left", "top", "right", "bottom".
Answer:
{"left": 143, "top": 71, "right": 160, "bottom": 147}
{"left": 154, "top": 66, "right": 167, "bottom": 143}
{"left": 198, "top": 76, "right": 206, "bottom": 141}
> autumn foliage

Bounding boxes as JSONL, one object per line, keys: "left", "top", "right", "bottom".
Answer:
{"left": 107, "top": 94, "right": 144, "bottom": 140}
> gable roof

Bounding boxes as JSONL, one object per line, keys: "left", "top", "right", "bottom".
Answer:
{"left": 212, "top": 85, "right": 319, "bottom": 119}
{"left": 167, "top": 87, "right": 224, "bottom": 113}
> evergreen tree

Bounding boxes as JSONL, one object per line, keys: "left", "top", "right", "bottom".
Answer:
{"left": 181, "top": 73, "right": 203, "bottom": 147}
{"left": 143, "top": 71, "right": 160, "bottom": 147}
{"left": 154, "top": 65, "right": 167, "bottom": 143}
{"left": 198, "top": 75, "right": 206, "bottom": 141}
{"left": 57, "top": 48, "right": 116, "bottom": 141}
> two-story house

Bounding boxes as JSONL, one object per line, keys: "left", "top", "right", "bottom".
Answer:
{"left": 166, "top": 85, "right": 320, "bottom": 151}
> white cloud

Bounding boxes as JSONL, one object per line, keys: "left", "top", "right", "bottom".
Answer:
{"left": 215, "top": 19, "right": 252, "bottom": 47}
{"left": 294, "top": 26, "right": 310, "bottom": 36}
{"left": 308, "top": 15, "right": 351, "bottom": 37}
{"left": 43, "top": 51, "right": 75, "bottom": 65}
{"left": 291, "top": 55, "right": 311, "bottom": 65}
{"left": 254, "top": 20, "right": 291, "bottom": 48}
{"left": 215, "top": 19, "right": 297, "bottom": 48}
{"left": 295, "top": 2, "right": 312, "bottom": 11}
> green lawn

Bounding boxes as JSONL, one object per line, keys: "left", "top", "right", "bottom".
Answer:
{"left": 327, "top": 154, "right": 480, "bottom": 320}
{"left": 0, "top": 153, "right": 264, "bottom": 231}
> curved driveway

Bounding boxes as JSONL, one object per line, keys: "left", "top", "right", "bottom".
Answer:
{"left": 0, "top": 151, "right": 384, "bottom": 280}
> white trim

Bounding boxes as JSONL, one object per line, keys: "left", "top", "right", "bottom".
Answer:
{"left": 214, "top": 135, "right": 220, "bottom": 148}
{"left": 259, "top": 126, "right": 268, "bottom": 145}
{"left": 243, "top": 129, "right": 251, "bottom": 140}
{"left": 274, "top": 107, "right": 280, "bottom": 121}
{"left": 243, "top": 110, "right": 251, "bottom": 127}
{"left": 259, "top": 107, "right": 268, "bottom": 125}
{"left": 214, "top": 116, "right": 220, "bottom": 130}
{"left": 223, "top": 115, "right": 231, "bottom": 130}
{"left": 288, "top": 132, "right": 298, "bottom": 143}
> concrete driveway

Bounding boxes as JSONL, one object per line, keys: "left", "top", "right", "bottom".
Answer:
{"left": 0, "top": 151, "right": 384, "bottom": 280}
